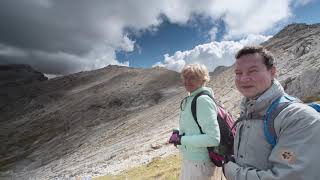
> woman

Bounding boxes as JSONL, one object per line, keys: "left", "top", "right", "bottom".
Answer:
{"left": 169, "top": 64, "right": 222, "bottom": 180}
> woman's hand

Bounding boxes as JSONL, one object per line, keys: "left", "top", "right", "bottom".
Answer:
{"left": 169, "top": 130, "right": 183, "bottom": 146}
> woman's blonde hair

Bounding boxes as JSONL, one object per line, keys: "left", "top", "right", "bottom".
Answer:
{"left": 181, "top": 64, "right": 210, "bottom": 86}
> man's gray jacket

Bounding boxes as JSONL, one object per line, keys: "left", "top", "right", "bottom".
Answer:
{"left": 224, "top": 80, "right": 320, "bottom": 180}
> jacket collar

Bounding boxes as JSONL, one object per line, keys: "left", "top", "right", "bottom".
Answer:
{"left": 240, "top": 79, "right": 285, "bottom": 116}
{"left": 189, "top": 86, "right": 214, "bottom": 98}
{"left": 189, "top": 87, "right": 206, "bottom": 96}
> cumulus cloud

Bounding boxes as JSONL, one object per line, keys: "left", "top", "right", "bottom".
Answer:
{"left": 0, "top": 0, "right": 308, "bottom": 75}
{"left": 0, "top": 43, "right": 128, "bottom": 74}
{"left": 153, "top": 34, "right": 271, "bottom": 72}
{"left": 217, "top": 1, "right": 290, "bottom": 39}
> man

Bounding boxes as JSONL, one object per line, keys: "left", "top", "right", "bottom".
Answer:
{"left": 223, "top": 46, "right": 320, "bottom": 180}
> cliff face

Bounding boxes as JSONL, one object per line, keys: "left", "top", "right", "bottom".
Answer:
{"left": 1, "top": 23, "right": 320, "bottom": 179}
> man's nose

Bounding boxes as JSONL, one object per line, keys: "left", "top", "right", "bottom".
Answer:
{"left": 238, "top": 74, "right": 251, "bottom": 82}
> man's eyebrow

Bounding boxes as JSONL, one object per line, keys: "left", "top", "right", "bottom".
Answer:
{"left": 248, "top": 65, "right": 259, "bottom": 69}
{"left": 234, "top": 65, "right": 260, "bottom": 72}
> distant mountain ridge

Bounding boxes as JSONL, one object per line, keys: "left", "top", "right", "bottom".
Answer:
{"left": 0, "top": 23, "right": 320, "bottom": 179}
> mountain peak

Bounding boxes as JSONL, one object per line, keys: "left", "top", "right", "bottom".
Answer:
{"left": 269, "top": 23, "right": 320, "bottom": 40}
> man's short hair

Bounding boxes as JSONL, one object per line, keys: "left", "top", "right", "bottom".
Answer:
{"left": 235, "top": 46, "right": 275, "bottom": 69}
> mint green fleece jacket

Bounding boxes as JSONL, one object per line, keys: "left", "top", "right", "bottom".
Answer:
{"left": 178, "top": 87, "right": 220, "bottom": 162}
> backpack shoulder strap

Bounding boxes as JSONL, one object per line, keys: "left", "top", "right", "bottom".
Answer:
{"left": 308, "top": 103, "right": 320, "bottom": 112}
{"left": 264, "top": 94, "right": 297, "bottom": 148}
{"left": 191, "top": 91, "right": 214, "bottom": 134}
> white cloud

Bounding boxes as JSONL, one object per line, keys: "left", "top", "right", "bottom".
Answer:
{"left": 0, "top": 43, "right": 128, "bottom": 75}
{"left": 153, "top": 34, "right": 271, "bottom": 72}
{"left": 218, "top": 0, "right": 290, "bottom": 39}
{"left": 209, "top": 27, "right": 218, "bottom": 41}
{"left": 0, "top": 43, "right": 28, "bottom": 57}
{"left": 292, "top": 0, "right": 313, "bottom": 7}
{"left": 118, "top": 35, "right": 135, "bottom": 52}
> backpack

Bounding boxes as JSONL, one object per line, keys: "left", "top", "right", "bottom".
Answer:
{"left": 264, "top": 94, "right": 320, "bottom": 148}
{"left": 191, "top": 91, "right": 236, "bottom": 167}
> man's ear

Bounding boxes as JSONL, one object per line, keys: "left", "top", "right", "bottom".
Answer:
{"left": 270, "top": 66, "right": 276, "bottom": 78}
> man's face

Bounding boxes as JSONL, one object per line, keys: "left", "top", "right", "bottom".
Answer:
{"left": 234, "top": 53, "right": 276, "bottom": 98}
{"left": 183, "top": 72, "right": 203, "bottom": 93}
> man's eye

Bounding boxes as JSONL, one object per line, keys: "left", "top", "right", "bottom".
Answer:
{"left": 249, "top": 70, "right": 258, "bottom": 73}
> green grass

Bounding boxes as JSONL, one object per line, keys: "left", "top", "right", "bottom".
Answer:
{"left": 94, "top": 154, "right": 181, "bottom": 180}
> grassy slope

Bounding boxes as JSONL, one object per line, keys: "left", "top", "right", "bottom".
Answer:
{"left": 94, "top": 154, "right": 181, "bottom": 180}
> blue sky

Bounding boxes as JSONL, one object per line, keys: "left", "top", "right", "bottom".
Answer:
{"left": 292, "top": 0, "right": 320, "bottom": 24}
{"left": 0, "top": 0, "right": 319, "bottom": 75}
{"left": 117, "top": 17, "right": 224, "bottom": 68}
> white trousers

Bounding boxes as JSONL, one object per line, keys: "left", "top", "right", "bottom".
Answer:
{"left": 180, "top": 160, "right": 226, "bottom": 180}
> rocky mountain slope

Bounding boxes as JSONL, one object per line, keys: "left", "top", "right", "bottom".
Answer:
{"left": 0, "top": 65, "right": 184, "bottom": 179}
{"left": 1, "top": 23, "right": 320, "bottom": 179}
{"left": 263, "top": 23, "right": 320, "bottom": 101}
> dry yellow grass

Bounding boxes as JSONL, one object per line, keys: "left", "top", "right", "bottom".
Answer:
{"left": 94, "top": 154, "right": 181, "bottom": 180}
{"left": 302, "top": 96, "right": 320, "bottom": 103}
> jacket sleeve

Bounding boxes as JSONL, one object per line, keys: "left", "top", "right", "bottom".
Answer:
{"left": 224, "top": 104, "right": 320, "bottom": 180}
{"left": 181, "top": 95, "right": 220, "bottom": 147}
